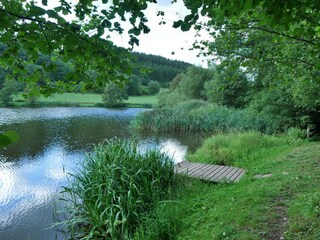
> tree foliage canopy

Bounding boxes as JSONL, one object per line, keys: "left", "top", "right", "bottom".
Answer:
{"left": 0, "top": 0, "right": 158, "bottom": 95}
{"left": 2, "top": 0, "right": 318, "bottom": 90}
{"left": 172, "top": 0, "right": 319, "bottom": 130}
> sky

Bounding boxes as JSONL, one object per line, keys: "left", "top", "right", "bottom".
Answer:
{"left": 109, "top": 0, "right": 210, "bottom": 67}
{"left": 40, "top": 0, "right": 210, "bottom": 67}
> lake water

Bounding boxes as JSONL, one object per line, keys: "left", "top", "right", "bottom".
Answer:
{"left": 0, "top": 107, "right": 203, "bottom": 240}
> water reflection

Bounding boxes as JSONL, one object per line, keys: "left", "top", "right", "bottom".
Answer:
{"left": 0, "top": 107, "right": 204, "bottom": 240}
{"left": 138, "top": 137, "right": 188, "bottom": 163}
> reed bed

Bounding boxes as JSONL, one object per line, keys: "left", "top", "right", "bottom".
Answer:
{"left": 131, "top": 100, "right": 279, "bottom": 134}
{"left": 57, "top": 138, "right": 178, "bottom": 239}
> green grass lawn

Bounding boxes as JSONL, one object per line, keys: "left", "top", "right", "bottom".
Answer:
{"left": 13, "top": 93, "right": 158, "bottom": 107}
{"left": 168, "top": 133, "right": 320, "bottom": 239}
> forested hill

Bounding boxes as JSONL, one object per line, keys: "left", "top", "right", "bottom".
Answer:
{"left": 131, "top": 52, "right": 192, "bottom": 86}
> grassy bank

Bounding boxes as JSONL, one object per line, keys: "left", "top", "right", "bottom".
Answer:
{"left": 12, "top": 93, "right": 158, "bottom": 108}
{"left": 57, "top": 131, "right": 320, "bottom": 239}
{"left": 131, "top": 100, "right": 280, "bottom": 133}
{"left": 57, "top": 139, "right": 179, "bottom": 239}
{"left": 160, "top": 132, "right": 320, "bottom": 239}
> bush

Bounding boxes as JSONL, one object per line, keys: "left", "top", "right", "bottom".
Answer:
{"left": 140, "top": 85, "right": 150, "bottom": 95}
{"left": 57, "top": 138, "right": 178, "bottom": 239}
{"left": 188, "top": 131, "right": 289, "bottom": 165}
{"left": 285, "top": 127, "right": 307, "bottom": 142}
{"left": 147, "top": 80, "right": 161, "bottom": 95}
{"left": 0, "top": 79, "right": 23, "bottom": 106}
{"left": 157, "top": 88, "right": 188, "bottom": 108}
{"left": 102, "top": 83, "right": 128, "bottom": 107}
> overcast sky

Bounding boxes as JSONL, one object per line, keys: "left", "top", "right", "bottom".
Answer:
{"left": 108, "top": 0, "right": 210, "bottom": 67}
{"left": 42, "top": 0, "right": 210, "bottom": 67}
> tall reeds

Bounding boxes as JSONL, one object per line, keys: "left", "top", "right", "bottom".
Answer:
{"left": 57, "top": 138, "right": 177, "bottom": 239}
{"left": 131, "top": 100, "right": 279, "bottom": 134}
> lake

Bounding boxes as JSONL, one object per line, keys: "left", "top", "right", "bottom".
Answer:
{"left": 0, "top": 107, "right": 203, "bottom": 240}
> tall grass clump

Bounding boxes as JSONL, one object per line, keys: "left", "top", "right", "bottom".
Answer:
{"left": 58, "top": 138, "right": 178, "bottom": 240}
{"left": 188, "top": 131, "right": 301, "bottom": 166}
{"left": 131, "top": 100, "right": 279, "bottom": 134}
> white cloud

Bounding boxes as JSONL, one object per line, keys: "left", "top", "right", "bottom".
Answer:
{"left": 39, "top": 0, "right": 211, "bottom": 67}
{"left": 109, "top": 0, "right": 211, "bottom": 67}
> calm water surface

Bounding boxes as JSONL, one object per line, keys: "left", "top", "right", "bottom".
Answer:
{"left": 0, "top": 107, "right": 203, "bottom": 240}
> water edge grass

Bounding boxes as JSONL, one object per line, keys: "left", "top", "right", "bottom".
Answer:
{"left": 131, "top": 100, "right": 281, "bottom": 133}
{"left": 56, "top": 138, "right": 179, "bottom": 239}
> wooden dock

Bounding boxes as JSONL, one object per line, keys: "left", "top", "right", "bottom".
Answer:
{"left": 174, "top": 161, "right": 245, "bottom": 183}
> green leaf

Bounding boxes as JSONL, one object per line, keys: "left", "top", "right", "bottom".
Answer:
{"left": 129, "top": 28, "right": 140, "bottom": 36}
{"left": 0, "top": 15, "right": 12, "bottom": 29}
{"left": 181, "top": 23, "right": 191, "bottom": 31}
{"left": 143, "top": 26, "right": 150, "bottom": 34}
{"left": 63, "top": 34, "right": 79, "bottom": 46}
{"left": 172, "top": 20, "right": 183, "bottom": 28}
{"left": 184, "top": 14, "right": 193, "bottom": 22}
{"left": 244, "top": 0, "right": 252, "bottom": 10}
{"left": 0, "top": 131, "right": 19, "bottom": 148}
{"left": 0, "top": 31, "right": 12, "bottom": 42}
{"left": 29, "top": 5, "right": 46, "bottom": 16}
{"left": 28, "top": 49, "right": 39, "bottom": 61}
{"left": 42, "top": 0, "right": 48, "bottom": 6}
{"left": 29, "top": 71, "right": 41, "bottom": 82}
{"left": 47, "top": 10, "right": 59, "bottom": 19}
{"left": 102, "top": 19, "right": 112, "bottom": 28}
{"left": 200, "top": 6, "right": 207, "bottom": 16}
{"left": 22, "top": 41, "right": 36, "bottom": 50}
{"left": 0, "top": 135, "right": 11, "bottom": 148}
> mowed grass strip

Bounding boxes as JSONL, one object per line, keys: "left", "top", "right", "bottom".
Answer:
{"left": 13, "top": 93, "right": 158, "bottom": 107}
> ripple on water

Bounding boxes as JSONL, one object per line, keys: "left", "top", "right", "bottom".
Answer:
{"left": 0, "top": 158, "right": 63, "bottom": 240}
{"left": 0, "top": 162, "right": 18, "bottom": 206}
{"left": 0, "top": 107, "right": 147, "bottom": 126}
{"left": 0, "top": 143, "right": 78, "bottom": 240}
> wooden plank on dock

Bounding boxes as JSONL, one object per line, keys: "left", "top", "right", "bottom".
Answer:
{"left": 174, "top": 161, "right": 245, "bottom": 183}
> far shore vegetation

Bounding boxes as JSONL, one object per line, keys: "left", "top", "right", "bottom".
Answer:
{"left": 0, "top": 52, "right": 185, "bottom": 109}
{"left": 12, "top": 93, "right": 158, "bottom": 108}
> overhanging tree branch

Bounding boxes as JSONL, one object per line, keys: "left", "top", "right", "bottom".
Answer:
{"left": 253, "top": 26, "right": 316, "bottom": 45}
{"left": 223, "top": 25, "right": 316, "bottom": 45}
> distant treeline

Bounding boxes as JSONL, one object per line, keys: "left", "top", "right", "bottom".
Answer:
{"left": 132, "top": 52, "right": 191, "bottom": 86}
{"left": 0, "top": 42, "right": 191, "bottom": 105}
